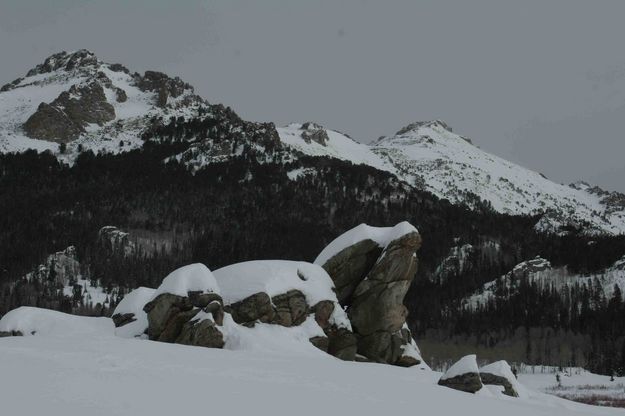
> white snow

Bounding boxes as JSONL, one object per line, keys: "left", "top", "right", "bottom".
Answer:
{"left": 0, "top": 316, "right": 619, "bottom": 416}
{"left": 314, "top": 221, "right": 418, "bottom": 266}
{"left": 465, "top": 255, "right": 625, "bottom": 309}
{"left": 152, "top": 263, "right": 220, "bottom": 298}
{"left": 213, "top": 260, "right": 350, "bottom": 329}
{"left": 279, "top": 120, "right": 625, "bottom": 236}
{"left": 519, "top": 366, "right": 625, "bottom": 407}
{"left": 480, "top": 360, "right": 528, "bottom": 398}
{"left": 112, "top": 287, "right": 155, "bottom": 339}
{"left": 220, "top": 314, "right": 328, "bottom": 355}
{"left": 62, "top": 278, "right": 115, "bottom": 308}
{"left": 0, "top": 51, "right": 203, "bottom": 158}
{"left": 441, "top": 354, "right": 480, "bottom": 380}
{"left": 277, "top": 123, "right": 393, "bottom": 173}
{"left": 0, "top": 306, "right": 114, "bottom": 337}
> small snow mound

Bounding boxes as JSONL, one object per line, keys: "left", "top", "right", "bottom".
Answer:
{"left": 314, "top": 221, "right": 418, "bottom": 266}
{"left": 113, "top": 287, "right": 155, "bottom": 339}
{"left": 441, "top": 354, "right": 479, "bottom": 380}
{"left": 152, "top": 263, "right": 220, "bottom": 298}
{"left": 0, "top": 306, "right": 114, "bottom": 337}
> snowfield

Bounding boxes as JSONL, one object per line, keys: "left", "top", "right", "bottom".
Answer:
{"left": 0, "top": 308, "right": 622, "bottom": 416}
{"left": 278, "top": 120, "right": 625, "bottom": 236}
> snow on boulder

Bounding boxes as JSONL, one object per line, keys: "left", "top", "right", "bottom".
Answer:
{"left": 314, "top": 221, "right": 418, "bottom": 268}
{"left": 315, "top": 222, "right": 422, "bottom": 367}
{"left": 152, "top": 263, "right": 220, "bottom": 298}
{"left": 479, "top": 360, "right": 525, "bottom": 398}
{"left": 396, "top": 323, "right": 426, "bottom": 368}
{"left": 0, "top": 306, "right": 114, "bottom": 337}
{"left": 438, "top": 355, "right": 483, "bottom": 393}
{"left": 111, "top": 287, "right": 155, "bottom": 339}
{"left": 213, "top": 260, "right": 356, "bottom": 360}
{"left": 143, "top": 263, "right": 225, "bottom": 348}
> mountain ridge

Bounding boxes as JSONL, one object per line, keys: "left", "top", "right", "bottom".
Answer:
{"left": 1, "top": 50, "right": 624, "bottom": 236}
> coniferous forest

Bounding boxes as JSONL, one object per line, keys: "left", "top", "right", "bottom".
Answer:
{"left": 2, "top": 138, "right": 625, "bottom": 375}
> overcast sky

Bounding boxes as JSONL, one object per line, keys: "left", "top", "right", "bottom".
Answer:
{"left": 1, "top": 0, "right": 624, "bottom": 191}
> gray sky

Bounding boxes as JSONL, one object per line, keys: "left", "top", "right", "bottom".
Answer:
{"left": 1, "top": 0, "right": 624, "bottom": 191}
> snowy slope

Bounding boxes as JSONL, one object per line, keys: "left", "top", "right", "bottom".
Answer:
{"left": 0, "top": 50, "right": 205, "bottom": 158}
{"left": 277, "top": 122, "right": 392, "bottom": 172}
{"left": 278, "top": 120, "right": 625, "bottom": 235}
{"left": 0, "top": 313, "right": 620, "bottom": 416}
{"left": 464, "top": 255, "right": 625, "bottom": 308}
{"left": 3, "top": 51, "right": 624, "bottom": 236}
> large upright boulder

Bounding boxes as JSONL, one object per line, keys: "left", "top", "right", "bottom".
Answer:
{"left": 143, "top": 263, "right": 225, "bottom": 348}
{"left": 213, "top": 260, "right": 356, "bottom": 360}
{"left": 315, "top": 222, "right": 423, "bottom": 366}
{"left": 438, "top": 355, "right": 483, "bottom": 393}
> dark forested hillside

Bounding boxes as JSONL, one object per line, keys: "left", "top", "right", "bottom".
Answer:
{"left": 2, "top": 137, "right": 625, "bottom": 374}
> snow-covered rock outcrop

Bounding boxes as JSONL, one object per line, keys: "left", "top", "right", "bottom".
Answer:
{"left": 111, "top": 287, "right": 155, "bottom": 338}
{"left": 315, "top": 221, "right": 423, "bottom": 366}
{"left": 479, "top": 360, "right": 524, "bottom": 398}
{"left": 98, "top": 226, "right": 135, "bottom": 256}
{"left": 142, "top": 263, "right": 225, "bottom": 348}
{"left": 0, "top": 49, "right": 204, "bottom": 155}
{"left": 214, "top": 260, "right": 356, "bottom": 360}
{"left": 438, "top": 354, "right": 483, "bottom": 393}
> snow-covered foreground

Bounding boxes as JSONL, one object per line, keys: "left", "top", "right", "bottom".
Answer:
{"left": 520, "top": 369, "right": 625, "bottom": 408}
{"left": 0, "top": 317, "right": 621, "bottom": 416}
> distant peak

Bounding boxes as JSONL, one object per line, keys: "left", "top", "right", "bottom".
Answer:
{"left": 569, "top": 181, "right": 592, "bottom": 191}
{"left": 395, "top": 119, "right": 452, "bottom": 136}
{"left": 26, "top": 49, "right": 100, "bottom": 77}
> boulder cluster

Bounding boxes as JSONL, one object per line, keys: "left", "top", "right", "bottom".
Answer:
{"left": 112, "top": 222, "right": 424, "bottom": 367}
{"left": 437, "top": 354, "right": 521, "bottom": 397}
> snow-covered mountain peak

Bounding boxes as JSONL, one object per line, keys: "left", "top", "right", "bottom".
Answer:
{"left": 0, "top": 50, "right": 205, "bottom": 155}
{"left": 26, "top": 49, "right": 100, "bottom": 77}
{"left": 395, "top": 119, "right": 454, "bottom": 136}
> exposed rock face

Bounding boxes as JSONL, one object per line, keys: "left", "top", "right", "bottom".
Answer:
{"left": 23, "top": 81, "right": 115, "bottom": 142}
{"left": 25, "top": 246, "right": 81, "bottom": 287}
{"left": 316, "top": 223, "right": 423, "bottom": 366}
{"left": 111, "top": 313, "right": 136, "bottom": 328}
{"left": 226, "top": 289, "right": 308, "bottom": 328}
{"left": 300, "top": 122, "right": 329, "bottom": 146}
{"left": 321, "top": 239, "right": 382, "bottom": 304}
{"left": 395, "top": 119, "right": 453, "bottom": 136}
{"left": 438, "top": 372, "right": 483, "bottom": 394}
{"left": 480, "top": 373, "right": 518, "bottom": 397}
{"left": 226, "top": 292, "right": 275, "bottom": 326}
{"left": 224, "top": 289, "right": 357, "bottom": 360}
{"left": 143, "top": 292, "right": 224, "bottom": 348}
{"left": 213, "top": 260, "right": 357, "bottom": 361}
{"left": 509, "top": 256, "right": 551, "bottom": 279}
{"left": 438, "top": 355, "right": 483, "bottom": 394}
{"left": 479, "top": 360, "right": 520, "bottom": 397}
{"left": 136, "top": 70, "right": 192, "bottom": 108}
{"left": 25, "top": 50, "right": 98, "bottom": 77}
{"left": 98, "top": 226, "right": 135, "bottom": 256}
{"left": 272, "top": 290, "right": 308, "bottom": 327}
